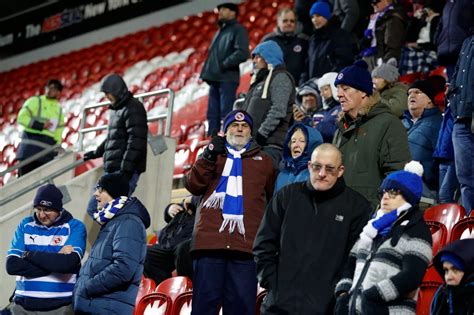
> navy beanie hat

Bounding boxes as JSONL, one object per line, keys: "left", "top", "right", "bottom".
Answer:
{"left": 310, "top": 1, "right": 332, "bottom": 20}
{"left": 409, "top": 80, "right": 436, "bottom": 103}
{"left": 335, "top": 60, "right": 373, "bottom": 95}
{"left": 97, "top": 173, "right": 130, "bottom": 199}
{"left": 34, "top": 184, "right": 63, "bottom": 212}
{"left": 379, "top": 161, "right": 424, "bottom": 206}
{"left": 217, "top": 2, "right": 239, "bottom": 16}
{"left": 223, "top": 110, "right": 254, "bottom": 132}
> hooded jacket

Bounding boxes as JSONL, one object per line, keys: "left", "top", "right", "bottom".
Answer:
{"left": 200, "top": 19, "right": 249, "bottom": 83}
{"left": 73, "top": 197, "right": 151, "bottom": 314}
{"left": 334, "top": 96, "right": 411, "bottom": 209}
{"left": 379, "top": 82, "right": 408, "bottom": 118}
{"left": 93, "top": 74, "right": 148, "bottom": 174}
{"left": 375, "top": 5, "right": 408, "bottom": 62}
{"left": 238, "top": 41, "right": 295, "bottom": 148}
{"left": 275, "top": 124, "right": 323, "bottom": 193}
{"left": 431, "top": 239, "right": 474, "bottom": 315}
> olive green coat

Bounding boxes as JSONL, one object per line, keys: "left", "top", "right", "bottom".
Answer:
{"left": 380, "top": 81, "right": 408, "bottom": 118}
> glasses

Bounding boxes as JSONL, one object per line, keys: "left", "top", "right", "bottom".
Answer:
{"left": 309, "top": 163, "right": 340, "bottom": 175}
{"left": 34, "top": 206, "right": 56, "bottom": 214}
{"left": 281, "top": 19, "right": 295, "bottom": 23}
{"left": 378, "top": 189, "right": 401, "bottom": 199}
{"left": 95, "top": 185, "right": 104, "bottom": 193}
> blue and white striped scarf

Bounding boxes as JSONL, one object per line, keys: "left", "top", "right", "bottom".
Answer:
{"left": 203, "top": 143, "right": 249, "bottom": 237}
{"left": 94, "top": 196, "right": 128, "bottom": 225}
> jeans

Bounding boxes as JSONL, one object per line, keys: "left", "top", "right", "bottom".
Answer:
{"left": 191, "top": 256, "right": 257, "bottom": 315}
{"left": 207, "top": 81, "right": 239, "bottom": 136}
{"left": 86, "top": 171, "right": 140, "bottom": 217}
{"left": 452, "top": 121, "right": 474, "bottom": 214}
{"left": 438, "top": 161, "right": 459, "bottom": 203}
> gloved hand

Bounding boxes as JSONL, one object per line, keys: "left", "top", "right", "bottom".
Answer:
{"left": 255, "top": 132, "right": 267, "bottom": 147}
{"left": 372, "top": 209, "right": 398, "bottom": 231}
{"left": 83, "top": 151, "right": 98, "bottom": 161}
{"left": 203, "top": 135, "right": 226, "bottom": 161}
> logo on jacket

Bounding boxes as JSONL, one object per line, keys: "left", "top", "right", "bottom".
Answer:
{"left": 293, "top": 45, "right": 302, "bottom": 53}
{"left": 335, "top": 215, "right": 344, "bottom": 222}
{"left": 29, "top": 235, "right": 37, "bottom": 243}
{"left": 40, "top": 200, "right": 53, "bottom": 207}
{"left": 52, "top": 236, "right": 62, "bottom": 245}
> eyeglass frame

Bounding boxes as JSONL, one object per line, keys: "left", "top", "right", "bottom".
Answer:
{"left": 34, "top": 206, "right": 58, "bottom": 215}
{"left": 95, "top": 184, "right": 104, "bottom": 193}
{"left": 308, "top": 162, "right": 342, "bottom": 175}
{"left": 377, "top": 189, "right": 402, "bottom": 200}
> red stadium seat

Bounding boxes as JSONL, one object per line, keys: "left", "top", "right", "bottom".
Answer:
{"left": 155, "top": 276, "right": 193, "bottom": 314}
{"left": 256, "top": 287, "right": 267, "bottom": 315}
{"left": 424, "top": 203, "right": 466, "bottom": 240}
{"left": 416, "top": 282, "right": 441, "bottom": 315}
{"left": 134, "top": 292, "right": 171, "bottom": 315}
{"left": 424, "top": 220, "right": 448, "bottom": 258}
{"left": 173, "top": 144, "right": 192, "bottom": 179}
{"left": 171, "top": 291, "right": 193, "bottom": 315}
{"left": 134, "top": 276, "right": 157, "bottom": 313}
{"left": 449, "top": 217, "right": 474, "bottom": 242}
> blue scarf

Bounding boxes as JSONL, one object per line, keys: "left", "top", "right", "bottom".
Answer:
{"left": 203, "top": 143, "right": 248, "bottom": 237}
{"left": 94, "top": 196, "right": 128, "bottom": 225}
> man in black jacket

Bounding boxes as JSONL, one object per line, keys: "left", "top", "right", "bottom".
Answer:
{"left": 84, "top": 73, "right": 148, "bottom": 214}
{"left": 200, "top": 2, "right": 249, "bottom": 136}
{"left": 253, "top": 143, "right": 370, "bottom": 314}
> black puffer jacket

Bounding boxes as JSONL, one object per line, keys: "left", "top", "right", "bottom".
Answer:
{"left": 95, "top": 74, "right": 148, "bottom": 174}
{"left": 374, "top": 5, "right": 407, "bottom": 63}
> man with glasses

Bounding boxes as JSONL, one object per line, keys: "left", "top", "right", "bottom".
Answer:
{"left": 16, "top": 79, "right": 65, "bottom": 177}
{"left": 254, "top": 143, "right": 370, "bottom": 314}
{"left": 261, "top": 8, "right": 308, "bottom": 83}
{"left": 6, "top": 184, "right": 86, "bottom": 314}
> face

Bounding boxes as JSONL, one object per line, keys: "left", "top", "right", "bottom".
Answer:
{"left": 308, "top": 149, "right": 344, "bottom": 191}
{"left": 320, "top": 85, "right": 333, "bottom": 100}
{"left": 408, "top": 88, "right": 432, "bottom": 118}
{"left": 94, "top": 186, "right": 114, "bottom": 210}
{"left": 105, "top": 92, "right": 117, "bottom": 104}
{"left": 372, "top": 77, "right": 388, "bottom": 92}
{"left": 443, "top": 261, "right": 465, "bottom": 286}
{"left": 337, "top": 84, "right": 366, "bottom": 118}
{"left": 45, "top": 84, "right": 61, "bottom": 99}
{"left": 379, "top": 189, "right": 406, "bottom": 212}
{"left": 218, "top": 7, "right": 235, "bottom": 20}
{"left": 278, "top": 11, "right": 296, "bottom": 33}
{"left": 226, "top": 121, "right": 251, "bottom": 149}
{"left": 35, "top": 206, "right": 61, "bottom": 227}
{"left": 311, "top": 14, "right": 328, "bottom": 29}
{"left": 253, "top": 54, "right": 268, "bottom": 70}
{"left": 301, "top": 94, "right": 318, "bottom": 112}
{"left": 290, "top": 129, "right": 307, "bottom": 159}
{"left": 372, "top": 0, "right": 389, "bottom": 13}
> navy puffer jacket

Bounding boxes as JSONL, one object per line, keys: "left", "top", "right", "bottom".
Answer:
{"left": 73, "top": 198, "right": 150, "bottom": 314}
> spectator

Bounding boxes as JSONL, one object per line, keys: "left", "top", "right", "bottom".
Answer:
{"left": 83, "top": 74, "right": 148, "bottom": 214}
{"left": 435, "top": 0, "right": 474, "bottom": 80}
{"left": 372, "top": 59, "right": 408, "bottom": 118}
{"left": 448, "top": 35, "right": 474, "bottom": 214}
{"left": 292, "top": 83, "right": 321, "bottom": 126}
{"left": 372, "top": 0, "right": 407, "bottom": 65}
{"left": 262, "top": 8, "right": 308, "bottom": 84}
{"left": 402, "top": 80, "right": 442, "bottom": 193}
{"left": 295, "top": 0, "right": 317, "bottom": 37}
{"left": 300, "top": 1, "right": 354, "bottom": 83}
{"left": 333, "top": 60, "right": 411, "bottom": 209}
{"left": 74, "top": 173, "right": 150, "bottom": 314}
{"left": 254, "top": 144, "right": 371, "bottom": 314}
{"left": 236, "top": 41, "right": 295, "bottom": 168}
{"left": 143, "top": 195, "right": 199, "bottom": 285}
{"left": 360, "top": 11, "right": 380, "bottom": 70}
{"left": 184, "top": 110, "right": 275, "bottom": 315}
{"left": 317, "top": 72, "right": 342, "bottom": 142}
{"left": 329, "top": 0, "right": 360, "bottom": 33}
{"left": 335, "top": 161, "right": 432, "bottom": 314}
{"left": 16, "top": 79, "right": 65, "bottom": 177}
{"left": 399, "top": 4, "right": 440, "bottom": 75}
{"left": 430, "top": 239, "right": 474, "bottom": 315}
{"left": 274, "top": 123, "right": 323, "bottom": 193}
{"left": 6, "top": 184, "right": 86, "bottom": 314}
{"left": 200, "top": 2, "right": 249, "bottom": 136}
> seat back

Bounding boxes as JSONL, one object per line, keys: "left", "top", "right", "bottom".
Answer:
{"left": 135, "top": 277, "right": 157, "bottom": 314}
{"left": 449, "top": 217, "right": 474, "bottom": 242}
{"left": 156, "top": 276, "right": 193, "bottom": 302}
{"left": 416, "top": 282, "right": 441, "bottom": 315}
{"left": 255, "top": 289, "right": 267, "bottom": 315}
{"left": 135, "top": 292, "right": 172, "bottom": 315}
{"left": 172, "top": 291, "right": 193, "bottom": 315}
{"left": 425, "top": 220, "right": 448, "bottom": 258}
{"left": 424, "top": 203, "right": 466, "bottom": 239}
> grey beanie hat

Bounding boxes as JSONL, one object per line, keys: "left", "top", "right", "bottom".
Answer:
{"left": 372, "top": 58, "right": 400, "bottom": 83}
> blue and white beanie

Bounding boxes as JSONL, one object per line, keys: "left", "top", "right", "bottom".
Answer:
{"left": 379, "top": 161, "right": 424, "bottom": 206}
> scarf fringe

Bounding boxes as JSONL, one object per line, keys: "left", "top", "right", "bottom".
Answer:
{"left": 219, "top": 214, "right": 246, "bottom": 236}
{"left": 203, "top": 192, "right": 225, "bottom": 209}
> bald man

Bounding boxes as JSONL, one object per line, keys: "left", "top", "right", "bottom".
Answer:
{"left": 253, "top": 144, "right": 371, "bottom": 314}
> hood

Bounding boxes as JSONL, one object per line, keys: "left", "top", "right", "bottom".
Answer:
{"left": 282, "top": 123, "right": 323, "bottom": 172}
{"left": 363, "top": 95, "right": 391, "bottom": 119}
{"left": 252, "top": 40, "right": 284, "bottom": 68}
{"left": 117, "top": 197, "right": 151, "bottom": 229}
{"left": 100, "top": 74, "right": 132, "bottom": 107}
{"left": 434, "top": 238, "right": 474, "bottom": 284}
{"left": 317, "top": 72, "right": 339, "bottom": 102}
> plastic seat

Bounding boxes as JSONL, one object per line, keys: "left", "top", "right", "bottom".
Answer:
{"left": 424, "top": 203, "right": 466, "bottom": 240}
{"left": 135, "top": 277, "right": 158, "bottom": 314}
{"left": 424, "top": 220, "right": 448, "bottom": 258}
{"left": 449, "top": 217, "right": 474, "bottom": 242}
{"left": 416, "top": 282, "right": 441, "bottom": 315}
{"left": 256, "top": 288, "right": 267, "bottom": 315}
{"left": 134, "top": 292, "right": 171, "bottom": 315}
{"left": 399, "top": 72, "right": 424, "bottom": 85}
{"left": 171, "top": 291, "right": 193, "bottom": 315}
{"left": 173, "top": 144, "right": 192, "bottom": 179}
{"left": 155, "top": 276, "right": 193, "bottom": 302}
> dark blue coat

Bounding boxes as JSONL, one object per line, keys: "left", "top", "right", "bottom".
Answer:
{"left": 433, "top": 106, "right": 455, "bottom": 161}
{"left": 73, "top": 198, "right": 150, "bottom": 314}
{"left": 402, "top": 107, "right": 442, "bottom": 189}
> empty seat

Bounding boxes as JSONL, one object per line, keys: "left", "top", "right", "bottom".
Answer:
{"left": 449, "top": 217, "right": 474, "bottom": 242}
{"left": 424, "top": 203, "right": 466, "bottom": 240}
{"left": 416, "top": 282, "right": 441, "bottom": 315}
{"left": 134, "top": 292, "right": 171, "bottom": 315}
{"left": 155, "top": 276, "right": 193, "bottom": 302}
{"left": 425, "top": 220, "right": 448, "bottom": 258}
{"left": 171, "top": 291, "right": 193, "bottom": 315}
{"left": 135, "top": 277, "right": 158, "bottom": 312}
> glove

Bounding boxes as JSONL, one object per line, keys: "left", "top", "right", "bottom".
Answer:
{"left": 203, "top": 135, "right": 226, "bottom": 161}
{"left": 255, "top": 132, "right": 267, "bottom": 146}
{"left": 372, "top": 210, "right": 398, "bottom": 231}
{"left": 83, "top": 151, "right": 97, "bottom": 161}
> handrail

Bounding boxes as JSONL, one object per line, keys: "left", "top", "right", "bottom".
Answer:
{"left": 78, "top": 88, "right": 175, "bottom": 151}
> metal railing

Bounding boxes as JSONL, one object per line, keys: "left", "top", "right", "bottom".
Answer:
{"left": 78, "top": 88, "right": 175, "bottom": 151}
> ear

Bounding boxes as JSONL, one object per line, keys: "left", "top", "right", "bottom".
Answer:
{"left": 337, "top": 165, "right": 345, "bottom": 178}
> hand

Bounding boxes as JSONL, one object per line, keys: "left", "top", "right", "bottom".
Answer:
{"left": 293, "top": 106, "right": 305, "bottom": 122}
{"left": 168, "top": 204, "right": 185, "bottom": 218}
{"left": 43, "top": 120, "right": 53, "bottom": 130}
{"left": 255, "top": 132, "right": 267, "bottom": 146}
{"left": 59, "top": 245, "right": 74, "bottom": 254}
{"left": 203, "top": 135, "right": 226, "bottom": 161}
{"left": 83, "top": 151, "right": 97, "bottom": 161}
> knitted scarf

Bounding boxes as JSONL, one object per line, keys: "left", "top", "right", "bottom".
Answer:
{"left": 203, "top": 143, "right": 248, "bottom": 236}
{"left": 94, "top": 196, "right": 128, "bottom": 225}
